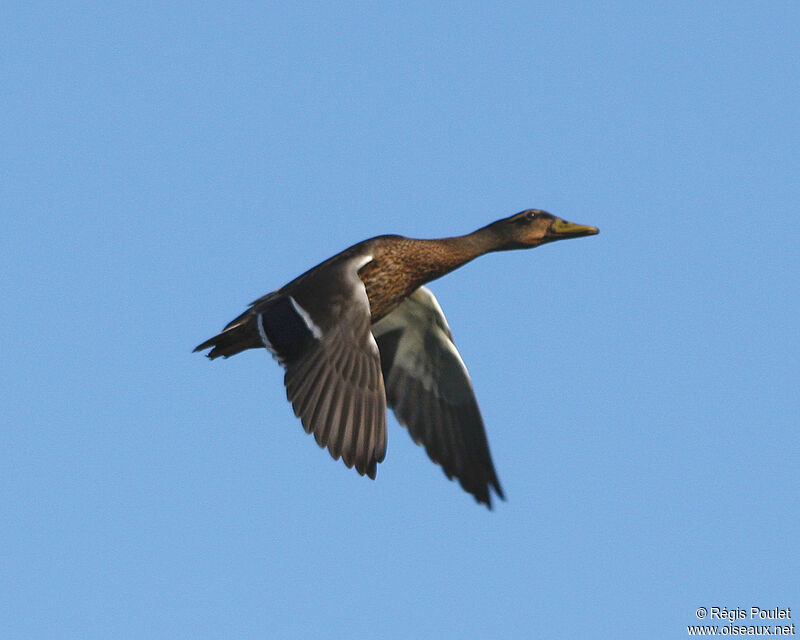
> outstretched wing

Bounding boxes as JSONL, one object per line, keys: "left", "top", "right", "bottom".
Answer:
{"left": 255, "top": 255, "right": 387, "bottom": 478}
{"left": 372, "top": 286, "right": 504, "bottom": 507}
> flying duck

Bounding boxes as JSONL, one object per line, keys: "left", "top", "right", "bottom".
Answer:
{"left": 195, "top": 209, "right": 598, "bottom": 507}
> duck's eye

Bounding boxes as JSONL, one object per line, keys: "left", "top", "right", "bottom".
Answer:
{"left": 526, "top": 210, "right": 538, "bottom": 220}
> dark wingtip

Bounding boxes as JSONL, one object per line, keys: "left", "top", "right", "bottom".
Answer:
{"left": 367, "top": 460, "right": 378, "bottom": 480}
{"left": 475, "top": 480, "right": 505, "bottom": 510}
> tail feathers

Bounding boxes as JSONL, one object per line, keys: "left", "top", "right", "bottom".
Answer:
{"left": 194, "top": 314, "right": 262, "bottom": 359}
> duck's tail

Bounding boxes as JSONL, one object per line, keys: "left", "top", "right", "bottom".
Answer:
{"left": 193, "top": 309, "right": 263, "bottom": 360}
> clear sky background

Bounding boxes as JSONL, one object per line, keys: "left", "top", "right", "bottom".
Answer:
{"left": 3, "top": 3, "right": 799, "bottom": 638}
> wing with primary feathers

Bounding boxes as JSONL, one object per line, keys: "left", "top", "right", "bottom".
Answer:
{"left": 282, "top": 295, "right": 387, "bottom": 478}
{"left": 266, "top": 256, "right": 387, "bottom": 478}
{"left": 372, "top": 286, "right": 504, "bottom": 507}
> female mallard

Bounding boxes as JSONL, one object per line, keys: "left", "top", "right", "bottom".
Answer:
{"left": 195, "top": 209, "right": 598, "bottom": 507}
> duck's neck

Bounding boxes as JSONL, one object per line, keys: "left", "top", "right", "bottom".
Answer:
{"left": 414, "top": 225, "right": 506, "bottom": 281}
{"left": 361, "top": 226, "right": 507, "bottom": 322}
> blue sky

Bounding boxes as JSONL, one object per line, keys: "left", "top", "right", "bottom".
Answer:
{"left": 2, "top": 2, "right": 799, "bottom": 638}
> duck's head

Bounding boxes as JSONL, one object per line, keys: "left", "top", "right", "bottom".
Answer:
{"left": 486, "top": 209, "right": 599, "bottom": 251}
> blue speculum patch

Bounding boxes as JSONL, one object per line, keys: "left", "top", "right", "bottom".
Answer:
{"left": 261, "top": 296, "right": 316, "bottom": 362}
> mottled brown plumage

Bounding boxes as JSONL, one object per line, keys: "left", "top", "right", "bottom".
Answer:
{"left": 195, "top": 209, "right": 598, "bottom": 507}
